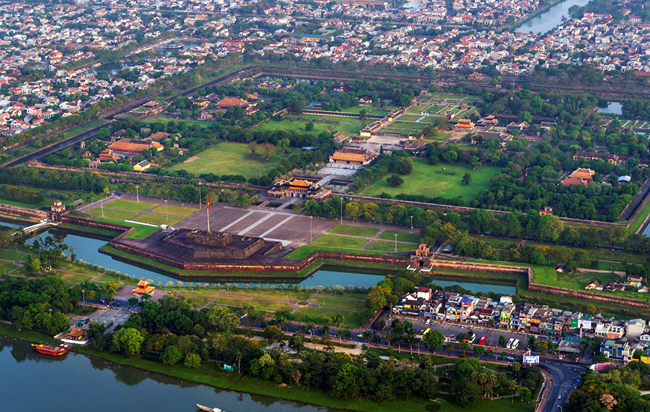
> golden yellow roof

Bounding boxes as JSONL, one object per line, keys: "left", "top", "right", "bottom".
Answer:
{"left": 290, "top": 179, "right": 311, "bottom": 187}
{"left": 331, "top": 152, "right": 367, "bottom": 161}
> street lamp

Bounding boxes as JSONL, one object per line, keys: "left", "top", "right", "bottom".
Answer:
{"left": 394, "top": 233, "right": 397, "bottom": 252}
{"left": 198, "top": 182, "right": 201, "bottom": 210}
{"left": 165, "top": 199, "right": 168, "bottom": 223}
{"left": 410, "top": 215, "right": 413, "bottom": 232}
{"left": 310, "top": 216, "right": 313, "bottom": 243}
{"left": 100, "top": 197, "right": 104, "bottom": 217}
{"left": 82, "top": 289, "right": 85, "bottom": 308}
{"left": 136, "top": 185, "right": 139, "bottom": 203}
{"left": 340, "top": 198, "right": 343, "bottom": 226}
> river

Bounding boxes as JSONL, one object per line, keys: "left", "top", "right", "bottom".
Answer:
{"left": 0, "top": 220, "right": 517, "bottom": 295}
{"left": 515, "top": 0, "right": 590, "bottom": 35}
{"left": 0, "top": 336, "right": 335, "bottom": 412}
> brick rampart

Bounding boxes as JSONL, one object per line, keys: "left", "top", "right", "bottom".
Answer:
{"left": 0, "top": 204, "right": 47, "bottom": 220}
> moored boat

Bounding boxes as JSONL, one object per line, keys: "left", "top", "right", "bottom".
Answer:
{"left": 196, "top": 404, "right": 223, "bottom": 412}
{"left": 32, "top": 343, "right": 69, "bottom": 356}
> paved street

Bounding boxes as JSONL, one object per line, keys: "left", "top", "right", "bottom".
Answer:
{"left": 539, "top": 359, "right": 584, "bottom": 412}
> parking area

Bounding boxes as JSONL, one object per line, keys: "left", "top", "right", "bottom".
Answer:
{"left": 68, "top": 308, "right": 131, "bottom": 334}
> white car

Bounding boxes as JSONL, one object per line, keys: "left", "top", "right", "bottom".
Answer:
{"left": 425, "top": 319, "right": 431, "bottom": 325}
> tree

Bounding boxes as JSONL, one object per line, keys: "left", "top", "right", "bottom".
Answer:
{"left": 306, "top": 122, "right": 314, "bottom": 131}
{"left": 469, "top": 209, "right": 494, "bottom": 234}
{"left": 359, "top": 109, "right": 367, "bottom": 120}
{"left": 184, "top": 353, "right": 202, "bottom": 368}
{"left": 248, "top": 141, "right": 259, "bottom": 158}
{"left": 277, "top": 138, "right": 290, "bottom": 153}
{"left": 387, "top": 174, "right": 404, "bottom": 187}
{"left": 394, "top": 157, "right": 413, "bottom": 174}
{"left": 602, "top": 225, "right": 627, "bottom": 248}
{"left": 260, "top": 143, "right": 276, "bottom": 160}
{"left": 424, "top": 330, "right": 445, "bottom": 353}
{"left": 161, "top": 345, "right": 183, "bottom": 365}
{"left": 263, "top": 325, "right": 285, "bottom": 343}
{"left": 113, "top": 328, "right": 144, "bottom": 357}
{"left": 499, "top": 335, "right": 507, "bottom": 347}
{"left": 538, "top": 215, "right": 564, "bottom": 243}
{"left": 462, "top": 172, "right": 472, "bottom": 185}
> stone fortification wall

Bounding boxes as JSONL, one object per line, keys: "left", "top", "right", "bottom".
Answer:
{"left": 0, "top": 204, "right": 47, "bottom": 220}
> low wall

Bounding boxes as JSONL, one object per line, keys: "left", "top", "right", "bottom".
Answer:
{"left": 0, "top": 204, "right": 46, "bottom": 220}
{"left": 62, "top": 216, "right": 133, "bottom": 235}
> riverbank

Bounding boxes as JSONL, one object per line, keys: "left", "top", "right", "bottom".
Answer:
{"left": 0, "top": 324, "right": 424, "bottom": 412}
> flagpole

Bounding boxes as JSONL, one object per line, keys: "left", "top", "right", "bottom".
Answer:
{"left": 207, "top": 196, "right": 210, "bottom": 233}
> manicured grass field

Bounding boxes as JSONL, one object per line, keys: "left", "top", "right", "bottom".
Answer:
{"left": 386, "top": 121, "right": 427, "bottom": 131}
{"left": 310, "top": 234, "right": 368, "bottom": 250}
{"left": 106, "top": 199, "right": 158, "bottom": 211}
{"left": 151, "top": 204, "right": 197, "bottom": 217}
{"left": 132, "top": 213, "right": 184, "bottom": 226}
{"left": 96, "top": 273, "right": 138, "bottom": 285}
{"left": 378, "top": 230, "right": 420, "bottom": 243}
{"left": 294, "top": 307, "right": 364, "bottom": 328}
{"left": 328, "top": 225, "right": 379, "bottom": 237}
{"left": 92, "top": 217, "right": 159, "bottom": 239}
{"left": 284, "top": 246, "right": 385, "bottom": 259}
{"left": 0, "top": 261, "right": 16, "bottom": 273}
{"left": 56, "top": 271, "right": 93, "bottom": 284}
{"left": 364, "top": 241, "right": 415, "bottom": 253}
{"left": 628, "top": 199, "right": 650, "bottom": 233}
{"left": 169, "top": 142, "right": 286, "bottom": 179}
{"left": 398, "top": 115, "right": 424, "bottom": 122}
{"left": 254, "top": 118, "right": 331, "bottom": 135}
{"left": 86, "top": 208, "right": 138, "bottom": 220}
{"left": 358, "top": 160, "right": 502, "bottom": 201}
{"left": 311, "top": 295, "right": 363, "bottom": 310}
{"left": 0, "top": 249, "right": 28, "bottom": 261}
{"left": 214, "top": 296, "right": 294, "bottom": 312}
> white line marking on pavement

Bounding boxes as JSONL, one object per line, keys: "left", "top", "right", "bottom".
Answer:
{"left": 238, "top": 213, "right": 274, "bottom": 235}
{"left": 259, "top": 215, "right": 295, "bottom": 238}
{"left": 220, "top": 210, "right": 256, "bottom": 231}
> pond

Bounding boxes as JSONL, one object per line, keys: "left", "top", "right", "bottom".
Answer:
{"left": 0, "top": 336, "right": 336, "bottom": 412}
{"left": 597, "top": 102, "right": 623, "bottom": 115}
{"left": 515, "top": 0, "right": 590, "bottom": 35}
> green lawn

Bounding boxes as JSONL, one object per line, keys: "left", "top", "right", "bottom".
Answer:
{"left": 254, "top": 118, "right": 331, "bottom": 135}
{"left": 0, "top": 261, "right": 17, "bottom": 274}
{"left": 385, "top": 121, "right": 427, "bottom": 131}
{"left": 0, "top": 249, "right": 28, "bottom": 261}
{"left": 86, "top": 207, "right": 138, "bottom": 220}
{"left": 470, "top": 236, "right": 521, "bottom": 250}
{"left": 56, "top": 271, "right": 94, "bottom": 284}
{"left": 311, "top": 295, "right": 363, "bottom": 310}
{"left": 106, "top": 199, "right": 158, "bottom": 211}
{"left": 92, "top": 217, "right": 159, "bottom": 239}
{"left": 398, "top": 115, "right": 424, "bottom": 122}
{"left": 284, "top": 246, "right": 385, "bottom": 259}
{"left": 151, "top": 204, "right": 197, "bottom": 217}
{"left": 364, "top": 241, "right": 415, "bottom": 253}
{"left": 0, "top": 198, "right": 42, "bottom": 209}
{"left": 358, "top": 160, "right": 502, "bottom": 201}
{"left": 310, "top": 234, "right": 368, "bottom": 250}
{"left": 214, "top": 296, "right": 294, "bottom": 312}
{"left": 169, "top": 142, "right": 287, "bottom": 179}
{"left": 96, "top": 273, "right": 138, "bottom": 285}
{"left": 328, "top": 225, "right": 379, "bottom": 237}
{"left": 629, "top": 199, "right": 650, "bottom": 233}
{"left": 62, "top": 119, "right": 105, "bottom": 138}
{"left": 132, "top": 213, "right": 184, "bottom": 226}
{"left": 378, "top": 230, "right": 420, "bottom": 243}
{"left": 295, "top": 307, "right": 364, "bottom": 328}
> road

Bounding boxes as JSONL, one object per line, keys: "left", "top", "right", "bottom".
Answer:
{"left": 539, "top": 359, "right": 584, "bottom": 412}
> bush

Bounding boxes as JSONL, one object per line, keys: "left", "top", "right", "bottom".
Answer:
{"left": 425, "top": 404, "right": 441, "bottom": 412}
{"left": 387, "top": 174, "right": 404, "bottom": 187}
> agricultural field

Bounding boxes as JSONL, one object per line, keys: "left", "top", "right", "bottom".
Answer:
{"left": 168, "top": 142, "right": 287, "bottom": 178}
{"left": 358, "top": 160, "right": 502, "bottom": 201}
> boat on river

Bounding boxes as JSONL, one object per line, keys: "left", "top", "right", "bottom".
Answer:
{"left": 32, "top": 343, "right": 69, "bottom": 356}
{"left": 196, "top": 404, "right": 223, "bottom": 412}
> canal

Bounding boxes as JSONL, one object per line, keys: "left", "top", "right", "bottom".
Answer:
{"left": 2, "top": 220, "right": 517, "bottom": 295}
{"left": 516, "top": 0, "right": 590, "bottom": 34}
{"left": 0, "top": 336, "right": 336, "bottom": 412}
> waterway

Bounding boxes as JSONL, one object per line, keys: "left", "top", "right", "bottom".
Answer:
{"left": 0, "top": 336, "right": 335, "bottom": 412}
{"left": 515, "top": 0, "right": 590, "bottom": 35}
{"left": 0, "top": 220, "right": 517, "bottom": 295}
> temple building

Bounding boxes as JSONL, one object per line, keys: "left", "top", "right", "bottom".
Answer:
{"left": 329, "top": 148, "right": 378, "bottom": 166}
{"left": 108, "top": 139, "right": 164, "bottom": 157}
{"left": 267, "top": 178, "right": 331, "bottom": 200}
{"left": 133, "top": 280, "right": 155, "bottom": 297}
